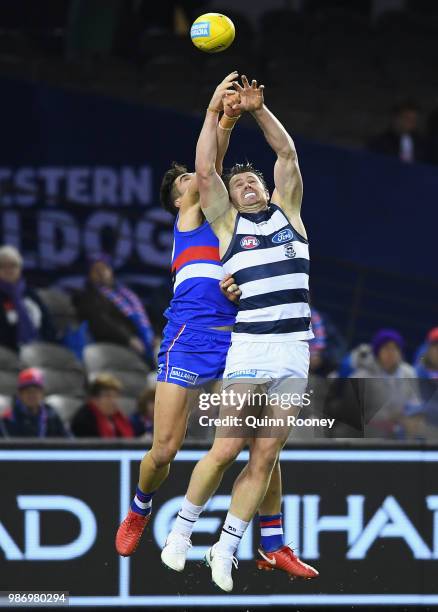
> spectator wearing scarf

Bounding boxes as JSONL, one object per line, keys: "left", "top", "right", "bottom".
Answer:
{"left": 73, "top": 254, "right": 154, "bottom": 365}
{"left": 71, "top": 373, "right": 134, "bottom": 438}
{"left": 0, "top": 245, "right": 55, "bottom": 351}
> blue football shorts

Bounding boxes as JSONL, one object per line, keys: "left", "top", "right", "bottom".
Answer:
{"left": 157, "top": 321, "right": 232, "bottom": 388}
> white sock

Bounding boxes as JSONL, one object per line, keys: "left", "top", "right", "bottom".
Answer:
{"left": 172, "top": 496, "right": 204, "bottom": 539}
{"left": 216, "top": 512, "right": 249, "bottom": 557}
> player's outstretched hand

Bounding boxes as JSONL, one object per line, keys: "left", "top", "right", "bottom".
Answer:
{"left": 220, "top": 274, "right": 241, "bottom": 303}
{"left": 223, "top": 91, "right": 241, "bottom": 118}
{"left": 209, "top": 71, "right": 239, "bottom": 112}
{"left": 231, "top": 75, "right": 264, "bottom": 113}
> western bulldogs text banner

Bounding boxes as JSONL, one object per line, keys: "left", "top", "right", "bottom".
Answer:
{"left": 0, "top": 164, "right": 174, "bottom": 290}
{"left": 3, "top": 76, "right": 438, "bottom": 285}
{"left": 1, "top": 446, "right": 438, "bottom": 607}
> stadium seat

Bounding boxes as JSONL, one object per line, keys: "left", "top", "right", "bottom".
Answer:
{"left": 20, "top": 342, "right": 83, "bottom": 371}
{"left": 84, "top": 343, "right": 148, "bottom": 374}
{"left": 37, "top": 288, "right": 78, "bottom": 335}
{"left": 37, "top": 368, "right": 86, "bottom": 397}
{"left": 0, "top": 373, "right": 19, "bottom": 396}
{"left": 0, "top": 346, "right": 21, "bottom": 373}
{"left": 46, "top": 395, "right": 83, "bottom": 424}
{"left": 0, "top": 395, "right": 12, "bottom": 416}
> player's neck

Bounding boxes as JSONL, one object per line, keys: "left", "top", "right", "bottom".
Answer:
{"left": 177, "top": 200, "right": 204, "bottom": 231}
{"left": 237, "top": 202, "right": 268, "bottom": 214}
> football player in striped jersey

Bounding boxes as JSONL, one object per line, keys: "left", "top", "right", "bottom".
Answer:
{"left": 161, "top": 75, "right": 318, "bottom": 591}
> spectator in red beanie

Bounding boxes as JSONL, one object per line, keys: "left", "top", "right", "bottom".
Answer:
{"left": 71, "top": 373, "right": 134, "bottom": 438}
{"left": 0, "top": 368, "right": 69, "bottom": 438}
{"left": 417, "top": 327, "right": 438, "bottom": 380}
{"left": 416, "top": 327, "right": 438, "bottom": 433}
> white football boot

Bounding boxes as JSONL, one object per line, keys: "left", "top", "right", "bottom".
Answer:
{"left": 161, "top": 531, "right": 192, "bottom": 572}
{"left": 204, "top": 543, "right": 238, "bottom": 592}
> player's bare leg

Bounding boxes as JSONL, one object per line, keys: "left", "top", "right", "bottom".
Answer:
{"left": 202, "top": 437, "right": 280, "bottom": 591}
{"left": 139, "top": 382, "right": 193, "bottom": 492}
{"left": 256, "top": 458, "right": 318, "bottom": 579}
{"left": 161, "top": 434, "right": 247, "bottom": 571}
{"left": 258, "top": 458, "right": 282, "bottom": 515}
{"left": 116, "top": 382, "right": 192, "bottom": 556}
{"left": 186, "top": 436, "right": 248, "bottom": 504}
{"left": 162, "top": 387, "right": 280, "bottom": 574}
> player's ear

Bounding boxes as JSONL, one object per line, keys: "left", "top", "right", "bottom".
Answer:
{"left": 174, "top": 197, "right": 182, "bottom": 209}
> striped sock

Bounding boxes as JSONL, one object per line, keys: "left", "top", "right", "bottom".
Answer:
{"left": 259, "top": 513, "right": 284, "bottom": 552}
{"left": 216, "top": 512, "right": 249, "bottom": 557}
{"left": 131, "top": 486, "right": 155, "bottom": 517}
{"left": 172, "top": 496, "right": 204, "bottom": 538}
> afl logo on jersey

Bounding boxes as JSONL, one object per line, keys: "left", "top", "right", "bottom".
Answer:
{"left": 240, "top": 236, "right": 260, "bottom": 249}
{"left": 272, "top": 228, "right": 294, "bottom": 244}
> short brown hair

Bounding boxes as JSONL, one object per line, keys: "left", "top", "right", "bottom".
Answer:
{"left": 88, "top": 373, "right": 122, "bottom": 397}
{"left": 223, "top": 162, "right": 268, "bottom": 192}
{"left": 160, "top": 162, "right": 188, "bottom": 216}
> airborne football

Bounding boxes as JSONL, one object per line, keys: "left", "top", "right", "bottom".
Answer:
{"left": 1, "top": 1, "right": 437, "bottom": 611}
{"left": 190, "top": 13, "right": 235, "bottom": 53}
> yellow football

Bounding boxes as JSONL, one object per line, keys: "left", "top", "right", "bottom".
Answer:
{"left": 190, "top": 13, "right": 235, "bottom": 53}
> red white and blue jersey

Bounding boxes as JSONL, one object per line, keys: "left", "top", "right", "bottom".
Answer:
{"left": 164, "top": 218, "right": 237, "bottom": 329}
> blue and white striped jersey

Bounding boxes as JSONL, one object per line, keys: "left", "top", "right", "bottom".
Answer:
{"left": 222, "top": 204, "right": 313, "bottom": 342}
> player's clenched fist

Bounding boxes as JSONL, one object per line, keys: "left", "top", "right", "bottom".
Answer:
{"left": 220, "top": 274, "right": 241, "bottom": 302}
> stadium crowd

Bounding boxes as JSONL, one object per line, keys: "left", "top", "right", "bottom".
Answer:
{"left": 0, "top": 244, "right": 437, "bottom": 442}
{"left": 1, "top": 1, "right": 438, "bottom": 153}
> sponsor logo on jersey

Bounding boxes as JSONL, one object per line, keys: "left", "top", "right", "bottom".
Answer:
{"left": 169, "top": 367, "right": 199, "bottom": 385}
{"left": 190, "top": 22, "right": 210, "bottom": 38}
{"left": 226, "top": 369, "right": 257, "bottom": 378}
{"left": 284, "top": 242, "right": 296, "bottom": 258}
{"left": 272, "top": 228, "right": 294, "bottom": 244}
{"left": 240, "top": 236, "right": 260, "bottom": 249}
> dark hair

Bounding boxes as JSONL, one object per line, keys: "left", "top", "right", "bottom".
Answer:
{"left": 159, "top": 162, "right": 189, "bottom": 216}
{"left": 223, "top": 162, "right": 268, "bottom": 192}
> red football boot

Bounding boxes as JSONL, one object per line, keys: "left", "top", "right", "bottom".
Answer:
{"left": 115, "top": 510, "right": 150, "bottom": 556}
{"left": 256, "top": 546, "right": 319, "bottom": 579}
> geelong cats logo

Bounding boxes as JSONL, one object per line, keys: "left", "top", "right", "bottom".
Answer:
{"left": 284, "top": 243, "right": 296, "bottom": 258}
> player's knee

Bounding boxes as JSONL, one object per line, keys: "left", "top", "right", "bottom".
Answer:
{"left": 209, "top": 442, "right": 241, "bottom": 469}
{"left": 249, "top": 446, "right": 279, "bottom": 475}
{"left": 150, "top": 440, "right": 180, "bottom": 468}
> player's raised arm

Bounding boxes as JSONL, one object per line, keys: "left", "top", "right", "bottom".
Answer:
{"left": 233, "top": 75, "right": 303, "bottom": 221}
{"left": 196, "top": 73, "right": 236, "bottom": 223}
{"left": 215, "top": 92, "right": 241, "bottom": 176}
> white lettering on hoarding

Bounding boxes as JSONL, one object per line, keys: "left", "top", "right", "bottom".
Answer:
{"left": 0, "top": 495, "right": 96, "bottom": 561}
